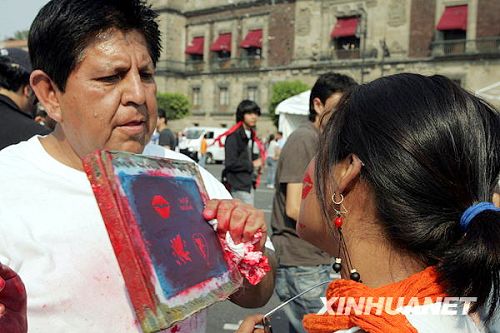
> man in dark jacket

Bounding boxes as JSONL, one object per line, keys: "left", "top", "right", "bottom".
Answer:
{"left": 224, "top": 100, "right": 262, "bottom": 205}
{"left": 0, "top": 48, "right": 50, "bottom": 150}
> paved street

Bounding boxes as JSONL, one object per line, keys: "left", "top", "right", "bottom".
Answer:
{"left": 204, "top": 163, "right": 290, "bottom": 333}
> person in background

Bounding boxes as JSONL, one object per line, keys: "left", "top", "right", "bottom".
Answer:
{"left": 265, "top": 133, "right": 279, "bottom": 189}
{"left": 199, "top": 133, "right": 208, "bottom": 168}
{"left": 0, "top": 48, "right": 49, "bottom": 150}
{"left": 34, "top": 107, "right": 56, "bottom": 131}
{"left": 157, "top": 108, "right": 176, "bottom": 150}
{"left": 0, "top": 1, "right": 275, "bottom": 332}
{"left": 270, "top": 72, "right": 357, "bottom": 333}
{"left": 224, "top": 100, "right": 263, "bottom": 205}
{"left": 275, "top": 131, "right": 284, "bottom": 149}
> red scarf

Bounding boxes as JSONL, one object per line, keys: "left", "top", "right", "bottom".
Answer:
{"left": 303, "top": 266, "right": 448, "bottom": 333}
{"left": 212, "top": 121, "right": 267, "bottom": 187}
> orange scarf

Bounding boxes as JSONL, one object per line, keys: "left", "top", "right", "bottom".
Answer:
{"left": 303, "top": 266, "right": 447, "bottom": 333}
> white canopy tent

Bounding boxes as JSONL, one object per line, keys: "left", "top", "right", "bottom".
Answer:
{"left": 275, "top": 90, "right": 310, "bottom": 140}
{"left": 475, "top": 81, "right": 500, "bottom": 103}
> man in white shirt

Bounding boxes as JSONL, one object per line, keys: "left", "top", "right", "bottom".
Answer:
{"left": 0, "top": 1, "right": 275, "bottom": 332}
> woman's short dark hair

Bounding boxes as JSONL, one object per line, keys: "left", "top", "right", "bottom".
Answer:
{"left": 236, "top": 100, "right": 261, "bottom": 123}
{"left": 308, "top": 72, "right": 358, "bottom": 122}
{"left": 28, "top": 0, "right": 161, "bottom": 92}
{"left": 316, "top": 73, "right": 500, "bottom": 320}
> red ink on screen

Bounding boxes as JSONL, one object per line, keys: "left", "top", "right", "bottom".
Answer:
{"left": 302, "top": 172, "right": 313, "bottom": 199}
{"left": 151, "top": 195, "right": 171, "bottom": 219}
{"left": 171, "top": 234, "right": 192, "bottom": 265}
{"left": 179, "top": 196, "right": 194, "bottom": 211}
{"left": 192, "top": 233, "right": 209, "bottom": 261}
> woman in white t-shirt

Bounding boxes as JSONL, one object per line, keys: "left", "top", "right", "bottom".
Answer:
{"left": 237, "top": 73, "right": 500, "bottom": 333}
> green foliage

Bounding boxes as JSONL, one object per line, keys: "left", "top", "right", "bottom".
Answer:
{"left": 269, "top": 80, "right": 309, "bottom": 128}
{"left": 157, "top": 92, "right": 190, "bottom": 120}
{"left": 13, "top": 30, "right": 29, "bottom": 40}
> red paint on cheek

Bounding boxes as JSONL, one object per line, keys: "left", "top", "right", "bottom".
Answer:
{"left": 170, "top": 325, "right": 180, "bottom": 333}
{"left": 302, "top": 172, "right": 313, "bottom": 199}
{"left": 298, "top": 223, "right": 306, "bottom": 230}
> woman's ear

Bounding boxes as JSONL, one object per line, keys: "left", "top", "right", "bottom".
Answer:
{"left": 335, "top": 154, "right": 364, "bottom": 195}
{"left": 30, "top": 70, "right": 63, "bottom": 123}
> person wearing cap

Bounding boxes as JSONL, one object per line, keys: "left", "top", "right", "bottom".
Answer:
{"left": 224, "top": 100, "right": 263, "bottom": 205}
{"left": 0, "top": 48, "right": 50, "bottom": 150}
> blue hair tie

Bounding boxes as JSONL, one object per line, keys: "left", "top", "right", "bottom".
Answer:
{"left": 460, "top": 202, "right": 500, "bottom": 231}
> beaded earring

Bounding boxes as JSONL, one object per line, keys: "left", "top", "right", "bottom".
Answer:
{"left": 331, "top": 192, "right": 361, "bottom": 282}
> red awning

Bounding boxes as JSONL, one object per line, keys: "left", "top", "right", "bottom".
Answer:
{"left": 437, "top": 5, "right": 468, "bottom": 31}
{"left": 240, "top": 29, "right": 263, "bottom": 48}
{"left": 210, "top": 33, "right": 232, "bottom": 52}
{"left": 185, "top": 36, "right": 204, "bottom": 55}
{"left": 331, "top": 17, "right": 359, "bottom": 38}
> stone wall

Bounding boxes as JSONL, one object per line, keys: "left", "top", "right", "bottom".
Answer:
{"left": 476, "top": 0, "right": 500, "bottom": 37}
{"left": 409, "top": 0, "right": 436, "bottom": 57}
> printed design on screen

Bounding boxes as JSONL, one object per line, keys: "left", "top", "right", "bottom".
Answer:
{"left": 119, "top": 174, "right": 229, "bottom": 299}
{"left": 179, "top": 197, "right": 194, "bottom": 211}
{"left": 170, "top": 234, "right": 192, "bottom": 265}
{"left": 151, "top": 195, "right": 171, "bottom": 219}
{"left": 192, "top": 233, "right": 209, "bottom": 263}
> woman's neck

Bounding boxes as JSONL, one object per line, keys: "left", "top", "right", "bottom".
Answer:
{"left": 343, "top": 232, "right": 425, "bottom": 288}
{"left": 340, "top": 183, "right": 425, "bottom": 288}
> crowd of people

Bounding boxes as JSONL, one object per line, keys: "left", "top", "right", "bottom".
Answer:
{"left": 0, "top": 1, "right": 499, "bottom": 333}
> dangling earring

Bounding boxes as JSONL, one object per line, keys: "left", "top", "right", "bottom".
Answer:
{"left": 331, "top": 192, "right": 361, "bottom": 282}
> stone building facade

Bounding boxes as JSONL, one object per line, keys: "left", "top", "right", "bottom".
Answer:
{"left": 151, "top": 0, "right": 500, "bottom": 134}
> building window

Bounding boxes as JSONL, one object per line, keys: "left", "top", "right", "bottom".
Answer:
{"left": 185, "top": 36, "right": 205, "bottom": 62}
{"left": 240, "top": 29, "right": 263, "bottom": 59}
{"left": 210, "top": 33, "right": 232, "bottom": 60}
{"left": 331, "top": 16, "right": 361, "bottom": 59}
{"left": 435, "top": 5, "right": 467, "bottom": 55}
{"left": 245, "top": 47, "right": 262, "bottom": 58}
{"left": 246, "top": 86, "right": 258, "bottom": 102}
{"left": 192, "top": 87, "right": 201, "bottom": 106}
{"left": 217, "top": 50, "right": 231, "bottom": 60}
{"left": 219, "top": 86, "right": 229, "bottom": 106}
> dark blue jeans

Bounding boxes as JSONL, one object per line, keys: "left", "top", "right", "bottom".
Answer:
{"left": 275, "top": 265, "right": 332, "bottom": 333}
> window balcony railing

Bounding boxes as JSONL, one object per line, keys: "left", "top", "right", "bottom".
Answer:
{"left": 210, "top": 57, "right": 233, "bottom": 71}
{"left": 315, "top": 48, "right": 370, "bottom": 63}
{"left": 156, "top": 60, "right": 186, "bottom": 72}
{"left": 431, "top": 37, "right": 500, "bottom": 57}
{"left": 334, "top": 48, "right": 361, "bottom": 60}
{"left": 186, "top": 59, "right": 204, "bottom": 72}
{"left": 236, "top": 56, "right": 262, "bottom": 69}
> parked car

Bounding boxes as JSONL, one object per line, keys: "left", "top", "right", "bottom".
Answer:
{"left": 178, "top": 127, "right": 226, "bottom": 164}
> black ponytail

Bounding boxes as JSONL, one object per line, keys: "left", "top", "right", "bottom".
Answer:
{"left": 439, "top": 209, "right": 500, "bottom": 322}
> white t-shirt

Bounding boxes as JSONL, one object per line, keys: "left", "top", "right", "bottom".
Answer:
{"left": 266, "top": 140, "right": 278, "bottom": 160}
{"left": 0, "top": 137, "right": 231, "bottom": 333}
